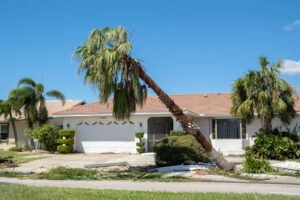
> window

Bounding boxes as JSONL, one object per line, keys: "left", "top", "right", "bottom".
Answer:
{"left": 0, "top": 123, "right": 9, "bottom": 140}
{"left": 212, "top": 119, "right": 241, "bottom": 139}
{"left": 212, "top": 119, "right": 216, "bottom": 139}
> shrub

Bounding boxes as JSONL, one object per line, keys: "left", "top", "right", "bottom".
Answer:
{"left": 57, "top": 129, "right": 75, "bottom": 154}
{"left": 135, "top": 132, "right": 144, "bottom": 139}
{"left": 243, "top": 156, "right": 273, "bottom": 174}
{"left": 56, "top": 138, "right": 74, "bottom": 146}
{"left": 137, "top": 147, "right": 145, "bottom": 154}
{"left": 25, "top": 125, "right": 59, "bottom": 152}
{"left": 135, "top": 132, "right": 145, "bottom": 154}
{"left": 247, "top": 129, "right": 300, "bottom": 160}
{"left": 58, "top": 129, "right": 75, "bottom": 137}
{"left": 57, "top": 146, "right": 73, "bottom": 154}
{"left": 170, "top": 130, "right": 186, "bottom": 136}
{"left": 153, "top": 135, "right": 210, "bottom": 166}
{"left": 136, "top": 142, "right": 145, "bottom": 147}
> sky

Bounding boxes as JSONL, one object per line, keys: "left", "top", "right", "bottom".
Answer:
{"left": 0, "top": 0, "right": 300, "bottom": 103}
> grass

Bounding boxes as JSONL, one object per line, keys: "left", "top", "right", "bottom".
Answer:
{"left": 0, "top": 184, "right": 299, "bottom": 200}
{"left": 0, "top": 150, "right": 47, "bottom": 169}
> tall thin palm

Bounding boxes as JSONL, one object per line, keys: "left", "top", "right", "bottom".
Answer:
{"left": 75, "top": 27, "right": 234, "bottom": 170}
{"left": 10, "top": 78, "right": 66, "bottom": 127}
{"left": 231, "top": 57, "right": 296, "bottom": 132}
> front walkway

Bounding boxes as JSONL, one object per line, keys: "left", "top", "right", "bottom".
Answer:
{"left": 0, "top": 177, "right": 299, "bottom": 196}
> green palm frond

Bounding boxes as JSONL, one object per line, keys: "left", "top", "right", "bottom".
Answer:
{"left": 17, "top": 77, "right": 36, "bottom": 88}
{"left": 231, "top": 56, "right": 296, "bottom": 129}
{"left": 46, "top": 90, "right": 66, "bottom": 105}
{"left": 75, "top": 27, "right": 147, "bottom": 120}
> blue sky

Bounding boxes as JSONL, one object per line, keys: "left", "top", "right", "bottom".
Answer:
{"left": 0, "top": 0, "right": 300, "bottom": 103}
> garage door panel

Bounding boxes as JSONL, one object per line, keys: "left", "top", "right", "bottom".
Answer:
{"left": 75, "top": 121, "right": 136, "bottom": 153}
{"left": 79, "top": 141, "right": 136, "bottom": 153}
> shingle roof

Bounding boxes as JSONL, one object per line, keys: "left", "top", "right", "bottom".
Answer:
{"left": 54, "top": 93, "right": 300, "bottom": 116}
{"left": 0, "top": 100, "right": 85, "bottom": 122}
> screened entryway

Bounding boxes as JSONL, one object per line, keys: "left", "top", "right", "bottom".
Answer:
{"left": 147, "top": 117, "right": 173, "bottom": 151}
{"left": 212, "top": 119, "right": 245, "bottom": 139}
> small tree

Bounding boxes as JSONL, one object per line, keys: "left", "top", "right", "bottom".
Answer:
{"left": 231, "top": 57, "right": 296, "bottom": 132}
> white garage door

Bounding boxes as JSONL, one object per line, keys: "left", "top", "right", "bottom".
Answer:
{"left": 75, "top": 121, "right": 136, "bottom": 153}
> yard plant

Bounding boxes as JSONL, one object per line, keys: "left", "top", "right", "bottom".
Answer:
{"left": 56, "top": 130, "right": 75, "bottom": 153}
{"left": 26, "top": 124, "right": 59, "bottom": 151}
{"left": 231, "top": 57, "right": 296, "bottom": 132}
{"left": 243, "top": 156, "right": 273, "bottom": 174}
{"left": 246, "top": 129, "right": 300, "bottom": 160}
{"left": 75, "top": 27, "right": 233, "bottom": 170}
{"left": 135, "top": 132, "right": 145, "bottom": 154}
{"left": 153, "top": 135, "right": 209, "bottom": 166}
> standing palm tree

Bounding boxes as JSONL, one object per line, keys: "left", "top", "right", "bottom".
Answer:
{"left": 10, "top": 78, "right": 66, "bottom": 128}
{"left": 0, "top": 99, "right": 21, "bottom": 143}
{"left": 75, "top": 27, "right": 234, "bottom": 170}
{"left": 231, "top": 57, "right": 296, "bottom": 132}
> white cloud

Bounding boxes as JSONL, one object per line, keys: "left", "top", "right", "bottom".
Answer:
{"left": 281, "top": 60, "right": 300, "bottom": 74}
{"left": 284, "top": 20, "right": 300, "bottom": 31}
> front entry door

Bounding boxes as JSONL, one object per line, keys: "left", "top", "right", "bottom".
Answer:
{"left": 147, "top": 117, "right": 173, "bottom": 151}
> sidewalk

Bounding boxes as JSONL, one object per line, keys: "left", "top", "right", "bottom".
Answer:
{"left": 0, "top": 177, "right": 299, "bottom": 196}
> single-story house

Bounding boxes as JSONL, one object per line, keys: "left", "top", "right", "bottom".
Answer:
{"left": 50, "top": 93, "right": 300, "bottom": 155}
{"left": 0, "top": 100, "right": 85, "bottom": 149}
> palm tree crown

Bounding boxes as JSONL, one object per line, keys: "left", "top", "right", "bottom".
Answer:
{"left": 231, "top": 56, "right": 296, "bottom": 131}
{"left": 75, "top": 27, "right": 147, "bottom": 120}
{"left": 9, "top": 78, "right": 66, "bottom": 127}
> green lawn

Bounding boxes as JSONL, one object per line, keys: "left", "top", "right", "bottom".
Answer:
{"left": 0, "top": 150, "right": 46, "bottom": 169}
{"left": 0, "top": 184, "right": 298, "bottom": 200}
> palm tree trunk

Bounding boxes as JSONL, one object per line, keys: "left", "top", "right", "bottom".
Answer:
{"left": 9, "top": 112, "right": 18, "bottom": 144}
{"left": 126, "top": 56, "right": 234, "bottom": 170}
{"left": 262, "top": 116, "right": 272, "bottom": 133}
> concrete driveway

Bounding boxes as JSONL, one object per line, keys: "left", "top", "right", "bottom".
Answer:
{"left": 8, "top": 153, "right": 155, "bottom": 173}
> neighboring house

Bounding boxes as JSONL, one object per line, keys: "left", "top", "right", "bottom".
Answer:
{"left": 53, "top": 93, "right": 300, "bottom": 155}
{"left": 0, "top": 100, "right": 85, "bottom": 148}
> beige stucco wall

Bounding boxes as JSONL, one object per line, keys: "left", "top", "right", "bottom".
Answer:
{"left": 7, "top": 118, "right": 64, "bottom": 145}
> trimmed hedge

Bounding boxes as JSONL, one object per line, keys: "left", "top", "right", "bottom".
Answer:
{"left": 58, "top": 129, "right": 75, "bottom": 137}
{"left": 135, "top": 132, "right": 145, "bottom": 154}
{"left": 135, "top": 132, "right": 144, "bottom": 139}
{"left": 136, "top": 142, "right": 145, "bottom": 147}
{"left": 56, "top": 138, "right": 74, "bottom": 146}
{"left": 57, "top": 146, "right": 73, "bottom": 154}
{"left": 153, "top": 135, "right": 210, "bottom": 166}
{"left": 137, "top": 147, "right": 145, "bottom": 154}
{"left": 170, "top": 130, "right": 186, "bottom": 136}
{"left": 57, "top": 129, "right": 75, "bottom": 154}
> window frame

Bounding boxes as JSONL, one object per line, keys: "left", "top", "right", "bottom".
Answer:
{"left": 0, "top": 123, "right": 9, "bottom": 141}
{"left": 212, "top": 118, "right": 246, "bottom": 139}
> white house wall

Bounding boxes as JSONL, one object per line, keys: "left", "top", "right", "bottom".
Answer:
{"left": 192, "top": 117, "right": 211, "bottom": 139}
{"left": 62, "top": 114, "right": 182, "bottom": 153}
